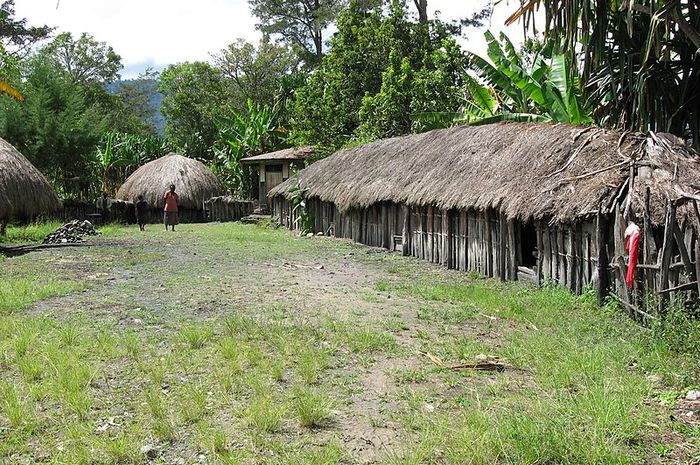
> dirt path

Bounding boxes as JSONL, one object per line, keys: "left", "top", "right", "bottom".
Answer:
{"left": 2, "top": 223, "right": 694, "bottom": 465}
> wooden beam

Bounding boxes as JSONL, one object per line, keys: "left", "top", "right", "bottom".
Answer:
{"left": 658, "top": 200, "right": 676, "bottom": 315}
{"left": 596, "top": 212, "right": 608, "bottom": 306}
{"left": 507, "top": 219, "right": 518, "bottom": 281}
{"left": 442, "top": 209, "right": 450, "bottom": 267}
{"left": 657, "top": 281, "right": 698, "bottom": 295}
{"left": 484, "top": 210, "right": 493, "bottom": 276}
{"left": 672, "top": 222, "right": 696, "bottom": 281}
{"left": 536, "top": 221, "right": 543, "bottom": 285}
{"left": 499, "top": 214, "right": 507, "bottom": 281}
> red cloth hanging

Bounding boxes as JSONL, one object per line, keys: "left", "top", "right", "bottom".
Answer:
{"left": 624, "top": 224, "right": 641, "bottom": 288}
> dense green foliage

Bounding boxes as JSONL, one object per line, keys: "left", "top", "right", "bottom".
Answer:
{"left": 290, "top": 0, "right": 469, "bottom": 153}
{"left": 511, "top": 0, "right": 700, "bottom": 148}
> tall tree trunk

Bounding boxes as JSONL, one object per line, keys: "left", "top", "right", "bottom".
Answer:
{"left": 413, "top": 0, "right": 428, "bottom": 23}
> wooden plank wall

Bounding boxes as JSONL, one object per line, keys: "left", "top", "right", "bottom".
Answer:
{"left": 269, "top": 195, "right": 700, "bottom": 313}
{"left": 534, "top": 220, "right": 599, "bottom": 293}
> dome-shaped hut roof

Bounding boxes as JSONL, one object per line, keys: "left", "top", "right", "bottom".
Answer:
{"left": 0, "top": 137, "right": 62, "bottom": 220}
{"left": 116, "top": 153, "right": 226, "bottom": 210}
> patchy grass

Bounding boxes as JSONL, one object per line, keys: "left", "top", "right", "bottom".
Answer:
{"left": 0, "top": 222, "right": 697, "bottom": 464}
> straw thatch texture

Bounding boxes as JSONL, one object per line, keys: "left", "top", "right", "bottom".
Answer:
{"left": 241, "top": 146, "right": 314, "bottom": 163}
{"left": 0, "top": 137, "right": 62, "bottom": 220}
{"left": 270, "top": 122, "right": 700, "bottom": 224}
{"left": 116, "top": 153, "right": 226, "bottom": 210}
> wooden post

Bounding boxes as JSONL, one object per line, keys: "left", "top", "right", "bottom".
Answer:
{"left": 485, "top": 209, "right": 494, "bottom": 277}
{"left": 536, "top": 221, "right": 543, "bottom": 285}
{"left": 381, "top": 203, "right": 389, "bottom": 249}
{"left": 401, "top": 205, "right": 410, "bottom": 256}
{"left": 427, "top": 206, "right": 434, "bottom": 263}
{"left": 658, "top": 200, "right": 676, "bottom": 315}
{"left": 596, "top": 212, "right": 608, "bottom": 306}
{"left": 499, "top": 214, "right": 507, "bottom": 281}
{"left": 566, "top": 225, "right": 579, "bottom": 292}
{"left": 672, "top": 223, "right": 695, "bottom": 281}
{"left": 507, "top": 219, "right": 518, "bottom": 281}
{"left": 442, "top": 210, "right": 454, "bottom": 268}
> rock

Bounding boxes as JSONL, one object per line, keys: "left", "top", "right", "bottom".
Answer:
{"left": 685, "top": 390, "right": 700, "bottom": 401}
{"left": 475, "top": 353, "right": 489, "bottom": 363}
{"left": 42, "top": 219, "right": 100, "bottom": 244}
{"left": 422, "top": 403, "right": 435, "bottom": 413}
{"left": 317, "top": 231, "right": 324, "bottom": 236}
{"left": 140, "top": 444, "right": 159, "bottom": 459}
{"left": 306, "top": 232, "right": 314, "bottom": 238}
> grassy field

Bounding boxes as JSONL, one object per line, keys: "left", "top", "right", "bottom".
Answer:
{"left": 0, "top": 222, "right": 698, "bottom": 464}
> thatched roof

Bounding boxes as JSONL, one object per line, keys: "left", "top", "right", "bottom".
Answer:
{"left": 116, "top": 153, "right": 226, "bottom": 210}
{"left": 241, "top": 146, "right": 314, "bottom": 164}
{"left": 270, "top": 122, "right": 700, "bottom": 224}
{"left": 0, "top": 137, "right": 62, "bottom": 220}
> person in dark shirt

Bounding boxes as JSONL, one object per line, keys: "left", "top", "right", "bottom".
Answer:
{"left": 135, "top": 195, "right": 148, "bottom": 231}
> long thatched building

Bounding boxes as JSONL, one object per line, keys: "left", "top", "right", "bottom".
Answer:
{"left": 270, "top": 122, "right": 700, "bottom": 318}
{"left": 117, "top": 153, "right": 226, "bottom": 222}
{"left": 0, "top": 137, "right": 62, "bottom": 227}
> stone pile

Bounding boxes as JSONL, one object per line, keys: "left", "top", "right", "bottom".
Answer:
{"left": 43, "top": 220, "right": 100, "bottom": 244}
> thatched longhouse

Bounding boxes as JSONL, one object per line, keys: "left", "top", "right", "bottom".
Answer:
{"left": 269, "top": 122, "right": 700, "bottom": 318}
{"left": 0, "top": 137, "right": 62, "bottom": 226}
{"left": 116, "top": 153, "right": 226, "bottom": 222}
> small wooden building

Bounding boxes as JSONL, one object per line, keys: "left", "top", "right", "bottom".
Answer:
{"left": 269, "top": 122, "right": 700, "bottom": 319}
{"left": 241, "top": 147, "right": 314, "bottom": 208}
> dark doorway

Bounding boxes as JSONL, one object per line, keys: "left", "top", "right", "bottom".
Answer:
{"left": 520, "top": 221, "right": 537, "bottom": 268}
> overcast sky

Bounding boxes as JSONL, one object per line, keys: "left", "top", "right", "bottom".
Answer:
{"left": 15, "top": 1, "right": 531, "bottom": 79}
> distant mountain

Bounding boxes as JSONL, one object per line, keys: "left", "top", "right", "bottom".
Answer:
{"left": 106, "top": 79, "right": 165, "bottom": 135}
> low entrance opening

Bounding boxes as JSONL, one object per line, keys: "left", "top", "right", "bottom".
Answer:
{"left": 520, "top": 221, "right": 538, "bottom": 268}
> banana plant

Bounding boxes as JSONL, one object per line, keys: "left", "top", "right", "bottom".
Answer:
{"left": 214, "top": 99, "right": 286, "bottom": 192}
{"left": 413, "top": 31, "right": 592, "bottom": 130}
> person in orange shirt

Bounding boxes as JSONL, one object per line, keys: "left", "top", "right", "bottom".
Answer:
{"left": 163, "top": 184, "right": 179, "bottom": 231}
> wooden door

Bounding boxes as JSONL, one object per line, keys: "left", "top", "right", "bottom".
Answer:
{"left": 265, "top": 164, "right": 284, "bottom": 195}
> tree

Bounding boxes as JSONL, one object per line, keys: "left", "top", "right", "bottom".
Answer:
{"left": 158, "top": 62, "right": 229, "bottom": 159}
{"left": 249, "top": 0, "right": 346, "bottom": 66}
{"left": 214, "top": 36, "right": 297, "bottom": 110}
{"left": 0, "top": 0, "right": 52, "bottom": 58}
{"left": 290, "top": 1, "right": 402, "bottom": 151}
{"left": 41, "top": 32, "right": 122, "bottom": 85}
{"left": 0, "top": 56, "right": 110, "bottom": 198}
{"left": 507, "top": 0, "right": 700, "bottom": 147}
{"left": 291, "top": 0, "right": 472, "bottom": 151}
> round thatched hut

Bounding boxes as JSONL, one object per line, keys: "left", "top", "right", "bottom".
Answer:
{"left": 0, "top": 137, "right": 62, "bottom": 226}
{"left": 116, "top": 153, "right": 226, "bottom": 222}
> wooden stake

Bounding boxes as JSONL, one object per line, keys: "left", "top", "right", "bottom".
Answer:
{"left": 596, "top": 211, "right": 608, "bottom": 306}
{"left": 658, "top": 200, "right": 676, "bottom": 316}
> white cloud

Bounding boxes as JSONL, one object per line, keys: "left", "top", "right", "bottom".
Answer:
{"left": 15, "top": 0, "right": 534, "bottom": 78}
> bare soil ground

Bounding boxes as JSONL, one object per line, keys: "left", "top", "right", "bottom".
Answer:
{"left": 0, "top": 223, "right": 697, "bottom": 465}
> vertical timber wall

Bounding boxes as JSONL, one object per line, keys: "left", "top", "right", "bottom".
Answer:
{"left": 271, "top": 195, "right": 699, "bottom": 318}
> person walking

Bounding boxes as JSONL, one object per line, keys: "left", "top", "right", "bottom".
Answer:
{"left": 163, "top": 184, "right": 179, "bottom": 231}
{"left": 95, "top": 191, "right": 112, "bottom": 224}
{"left": 135, "top": 194, "right": 148, "bottom": 231}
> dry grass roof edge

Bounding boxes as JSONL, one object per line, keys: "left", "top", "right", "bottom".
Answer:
{"left": 0, "top": 137, "right": 62, "bottom": 220}
{"left": 269, "top": 122, "right": 700, "bottom": 225}
{"left": 116, "top": 153, "right": 226, "bottom": 210}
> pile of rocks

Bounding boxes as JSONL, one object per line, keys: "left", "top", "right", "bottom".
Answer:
{"left": 43, "top": 220, "right": 100, "bottom": 244}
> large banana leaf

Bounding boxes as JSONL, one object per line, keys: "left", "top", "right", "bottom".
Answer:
{"left": 464, "top": 74, "right": 497, "bottom": 116}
